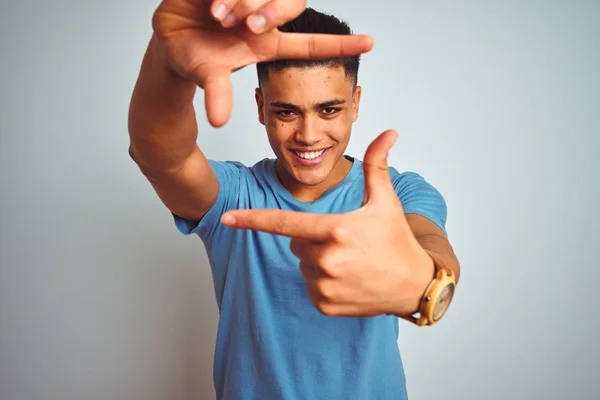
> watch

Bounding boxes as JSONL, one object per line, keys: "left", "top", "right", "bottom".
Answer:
{"left": 399, "top": 250, "right": 457, "bottom": 326}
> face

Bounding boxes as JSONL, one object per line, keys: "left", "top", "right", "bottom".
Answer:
{"left": 256, "top": 66, "right": 362, "bottom": 198}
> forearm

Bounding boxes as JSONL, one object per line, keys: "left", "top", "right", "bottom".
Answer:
{"left": 390, "top": 233, "right": 460, "bottom": 317}
{"left": 416, "top": 233, "right": 460, "bottom": 283}
{"left": 128, "top": 34, "right": 199, "bottom": 173}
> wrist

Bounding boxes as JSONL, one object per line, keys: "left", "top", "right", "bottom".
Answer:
{"left": 387, "top": 248, "right": 435, "bottom": 317}
{"left": 128, "top": 35, "right": 199, "bottom": 171}
{"left": 149, "top": 34, "right": 195, "bottom": 86}
{"left": 132, "top": 34, "right": 197, "bottom": 117}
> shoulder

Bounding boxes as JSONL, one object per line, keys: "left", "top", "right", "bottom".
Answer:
{"left": 387, "top": 165, "right": 448, "bottom": 233}
{"left": 173, "top": 158, "right": 274, "bottom": 239}
{"left": 207, "top": 157, "right": 284, "bottom": 197}
{"left": 208, "top": 158, "right": 274, "bottom": 184}
{"left": 248, "top": 157, "right": 276, "bottom": 177}
{"left": 348, "top": 156, "right": 446, "bottom": 211}
{"left": 386, "top": 165, "right": 439, "bottom": 192}
{"left": 349, "top": 156, "right": 442, "bottom": 198}
{"left": 206, "top": 159, "right": 249, "bottom": 183}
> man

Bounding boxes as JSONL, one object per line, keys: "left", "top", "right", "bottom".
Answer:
{"left": 128, "top": 1, "right": 460, "bottom": 399}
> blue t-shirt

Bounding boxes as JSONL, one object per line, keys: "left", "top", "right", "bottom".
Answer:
{"left": 173, "top": 155, "right": 447, "bottom": 400}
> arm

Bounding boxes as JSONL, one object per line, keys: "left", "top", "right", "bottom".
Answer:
{"left": 128, "top": 35, "right": 219, "bottom": 222}
{"left": 407, "top": 213, "right": 460, "bottom": 282}
{"left": 128, "top": 0, "right": 373, "bottom": 222}
{"left": 218, "top": 130, "right": 461, "bottom": 319}
{"left": 390, "top": 213, "right": 461, "bottom": 317}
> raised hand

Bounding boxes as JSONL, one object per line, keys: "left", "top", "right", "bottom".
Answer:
{"left": 151, "top": 0, "right": 374, "bottom": 127}
{"left": 220, "top": 130, "right": 435, "bottom": 317}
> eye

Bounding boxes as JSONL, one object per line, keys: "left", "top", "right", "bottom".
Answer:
{"left": 322, "top": 107, "right": 340, "bottom": 115}
{"left": 275, "top": 110, "right": 295, "bottom": 117}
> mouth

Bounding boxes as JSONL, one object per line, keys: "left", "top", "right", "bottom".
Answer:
{"left": 289, "top": 147, "right": 330, "bottom": 167}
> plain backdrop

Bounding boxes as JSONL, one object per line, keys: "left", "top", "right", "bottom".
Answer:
{"left": 1, "top": 1, "right": 599, "bottom": 399}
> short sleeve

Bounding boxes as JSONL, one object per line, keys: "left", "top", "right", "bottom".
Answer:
{"left": 172, "top": 160, "right": 248, "bottom": 242}
{"left": 392, "top": 171, "right": 448, "bottom": 234}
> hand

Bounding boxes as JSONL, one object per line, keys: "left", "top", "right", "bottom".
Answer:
{"left": 220, "top": 130, "right": 435, "bottom": 317}
{"left": 151, "top": 0, "right": 374, "bottom": 127}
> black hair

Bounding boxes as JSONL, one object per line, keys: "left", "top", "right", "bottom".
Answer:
{"left": 256, "top": 7, "right": 360, "bottom": 88}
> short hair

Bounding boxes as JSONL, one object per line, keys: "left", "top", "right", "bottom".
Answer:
{"left": 256, "top": 8, "right": 360, "bottom": 88}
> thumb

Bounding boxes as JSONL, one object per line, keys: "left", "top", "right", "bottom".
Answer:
{"left": 362, "top": 129, "right": 398, "bottom": 205}
{"left": 203, "top": 71, "right": 233, "bottom": 128}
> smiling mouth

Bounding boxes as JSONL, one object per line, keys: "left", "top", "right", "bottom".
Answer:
{"left": 292, "top": 148, "right": 327, "bottom": 160}
{"left": 289, "top": 147, "right": 331, "bottom": 166}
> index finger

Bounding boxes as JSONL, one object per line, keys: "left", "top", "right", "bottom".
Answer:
{"left": 221, "top": 209, "right": 333, "bottom": 241}
{"left": 270, "top": 32, "right": 374, "bottom": 60}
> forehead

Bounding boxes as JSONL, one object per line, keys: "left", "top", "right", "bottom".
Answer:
{"left": 261, "top": 66, "right": 354, "bottom": 102}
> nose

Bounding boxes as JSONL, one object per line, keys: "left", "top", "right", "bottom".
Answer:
{"left": 294, "top": 114, "right": 321, "bottom": 146}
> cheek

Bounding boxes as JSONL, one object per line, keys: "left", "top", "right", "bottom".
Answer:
{"left": 266, "top": 118, "right": 296, "bottom": 147}
{"left": 329, "top": 116, "right": 352, "bottom": 142}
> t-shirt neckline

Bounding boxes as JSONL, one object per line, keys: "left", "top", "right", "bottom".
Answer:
{"left": 267, "top": 155, "right": 362, "bottom": 206}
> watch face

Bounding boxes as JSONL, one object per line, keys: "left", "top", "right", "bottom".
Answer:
{"left": 433, "top": 283, "right": 455, "bottom": 321}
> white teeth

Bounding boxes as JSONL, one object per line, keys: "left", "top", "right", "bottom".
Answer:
{"left": 294, "top": 149, "right": 325, "bottom": 160}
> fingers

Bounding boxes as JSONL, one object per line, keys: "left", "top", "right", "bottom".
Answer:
{"left": 210, "top": 0, "right": 280, "bottom": 32}
{"left": 299, "top": 260, "right": 318, "bottom": 280}
{"left": 299, "top": 261, "right": 337, "bottom": 316}
{"left": 362, "top": 129, "right": 399, "bottom": 205}
{"left": 202, "top": 71, "right": 233, "bottom": 127}
{"left": 245, "top": 0, "right": 306, "bottom": 34}
{"left": 211, "top": 0, "right": 238, "bottom": 24}
{"left": 212, "top": 0, "right": 267, "bottom": 28}
{"left": 212, "top": 0, "right": 306, "bottom": 34}
{"left": 291, "top": 239, "right": 326, "bottom": 266}
{"left": 291, "top": 239, "right": 344, "bottom": 278}
{"left": 267, "top": 32, "right": 374, "bottom": 61}
{"left": 221, "top": 209, "right": 333, "bottom": 241}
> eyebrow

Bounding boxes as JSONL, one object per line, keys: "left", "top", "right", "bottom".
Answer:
{"left": 269, "top": 99, "right": 347, "bottom": 113}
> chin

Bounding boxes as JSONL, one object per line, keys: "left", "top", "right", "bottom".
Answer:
{"left": 281, "top": 156, "right": 332, "bottom": 186}
{"left": 294, "top": 171, "right": 329, "bottom": 186}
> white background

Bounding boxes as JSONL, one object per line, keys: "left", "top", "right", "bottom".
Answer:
{"left": 1, "top": 1, "right": 598, "bottom": 399}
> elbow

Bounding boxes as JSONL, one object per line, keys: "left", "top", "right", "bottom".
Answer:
{"left": 128, "top": 144, "right": 153, "bottom": 178}
{"left": 450, "top": 257, "right": 461, "bottom": 285}
{"left": 128, "top": 144, "right": 140, "bottom": 165}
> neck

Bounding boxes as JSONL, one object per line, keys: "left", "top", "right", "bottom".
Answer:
{"left": 276, "top": 156, "right": 353, "bottom": 202}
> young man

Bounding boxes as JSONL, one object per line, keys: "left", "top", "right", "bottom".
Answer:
{"left": 129, "top": 1, "right": 460, "bottom": 399}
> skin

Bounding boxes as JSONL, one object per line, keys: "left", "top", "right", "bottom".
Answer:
{"left": 129, "top": 0, "right": 373, "bottom": 223}
{"left": 221, "top": 65, "right": 461, "bottom": 318}
{"left": 222, "top": 129, "right": 459, "bottom": 318}
{"left": 130, "top": 0, "right": 460, "bottom": 320}
{"left": 255, "top": 65, "right": 361, "bottom": 202}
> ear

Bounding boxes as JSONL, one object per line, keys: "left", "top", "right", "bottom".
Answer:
{"left": 352, "top": 86, "right": 362, "bottom": 123}
{"left": 255, "top": 88, "right": 265, "bottom": 125}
